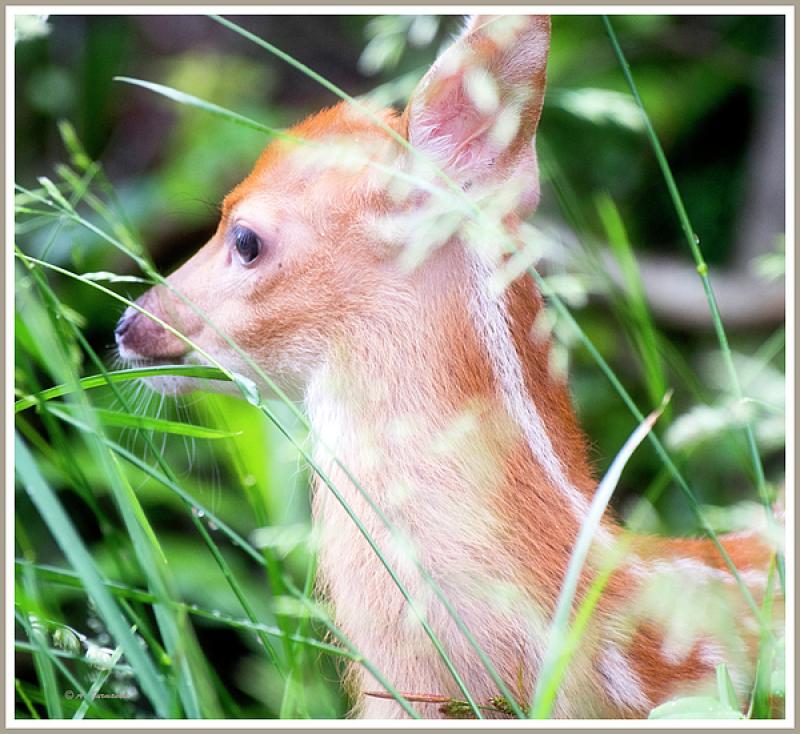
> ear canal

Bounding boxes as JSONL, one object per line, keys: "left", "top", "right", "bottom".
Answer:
{"left": 405, "top": 15, "right": 551, "bottom": 186}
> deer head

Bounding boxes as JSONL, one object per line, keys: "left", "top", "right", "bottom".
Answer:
{"left": 115, "top": 15, "right": 551, "bottom": 401}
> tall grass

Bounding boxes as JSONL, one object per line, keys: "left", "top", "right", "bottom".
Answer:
{"left": 13, "top": 14, "right": 785, "bottom": 720}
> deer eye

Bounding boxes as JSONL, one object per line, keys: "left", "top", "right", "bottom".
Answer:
{"left": 233, "top": 225, "right": 262, "bottom": 265}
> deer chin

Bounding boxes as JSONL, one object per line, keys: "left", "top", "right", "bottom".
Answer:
{"left": 117, "top": 350, "right": 199, "bottom": 397}
{"left": 128, "top": 349, "right": 306, "bottom": 405}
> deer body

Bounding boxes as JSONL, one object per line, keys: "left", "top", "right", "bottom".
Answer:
{"left": 304, "top": 242, "right": 769, "bottom": 718}
{"left": 115, "top": 15, "right": 780, "bottom": 718}
{"left": 305, "top": 247, "right": 614, "bottom": 717}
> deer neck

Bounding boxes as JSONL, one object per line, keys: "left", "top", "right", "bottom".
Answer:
{"left": 304, "top": 243, "right": 600, "bottom": 565}
{"left": 302, "top": 242, "right": 619, "bottom": 715}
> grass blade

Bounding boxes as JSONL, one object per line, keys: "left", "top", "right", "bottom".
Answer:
{"left": 18, "top": 613, "right": 62, "bottom": 718}
{"left": 596, "top": 192, "right": 668, "bottom": 412}
{"left": 529, "top": 262, "right": 767, "bottom": 626}
{"left": 15, "top": 560, "right": 358, "bottom": 660}
{"left": 53, "top": 404, "right": 239, "bottom": 439}
{"left": 14, "top": 640, "right": 133, "bottom": 674}
{"left": 15, "top": 679, "right": 40, "bottom": 720}
{"left": 114, "top": 77, "right": 286, "bottom": 139}
{"left": 15, "top": 433, "right": 170, "bottom": 717}
{"left": 73, "top": 643, "right": 126, "bottom": 720}
{"left": 15, "top": 365, "right": 229, "bottom": 413}
{"left": 529, "top": 391, "right": 672, "bottom": 718}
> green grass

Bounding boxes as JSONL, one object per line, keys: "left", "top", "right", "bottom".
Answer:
{"left": 602, "top": 15, "right": 783, "bottom": 594}
{"left": 14, "top": 14, "right": 784, "bottom": 721}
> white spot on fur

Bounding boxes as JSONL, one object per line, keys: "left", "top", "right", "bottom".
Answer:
{"left": 597, "top": 644, "right": 650, "bottom": 713}
{"left": 629, "top": 557, "right": 767, "bottom": 590}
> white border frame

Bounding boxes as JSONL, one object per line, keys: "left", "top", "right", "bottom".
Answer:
{"left": 5, "top": 5, "right": 795, "bottom": 728}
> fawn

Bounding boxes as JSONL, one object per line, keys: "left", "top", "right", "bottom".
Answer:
{"left": 115, "top": 15, "right": 782, "bottom": 719}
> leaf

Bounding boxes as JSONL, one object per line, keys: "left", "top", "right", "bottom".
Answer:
{"left": 596, "top": 191, "right": 667, "bottom": 413}
{"left": 770, "top": 637, "right": 785, "bottom": 698}
{"left": 530, "top": 391, "right": 672, "bottom": 718}
{"left": 648, "top": 696, "right": 745, "bottom": 720}
{"left": 52, "top": 404, "right": 240, "bottom": 439}
{"left": 715, "top": 664, "right": 739, "bottom": 711}
{"left": 230, "top": 372, "right": 261, "bottom": 407}
{"left": 15, "top": 364, "right": 230, "bottom": 413}
{"left": 271, "top": 596, "right": 325, "bottom": 620}
{"left": 57, "top": 120, "right": 93, "bottom": 170}
{"left": 250, "top": 524, "right": 311, "bottom": 557}
{"left": 771, "top": 668, "right": 785, "bottom": 699}
{"left": 80, "top": 271, "right": 151, "bottom": 284}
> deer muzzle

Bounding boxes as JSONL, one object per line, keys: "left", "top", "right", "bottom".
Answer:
{"left": 115, "top": 286, "right": 194, "bottom": 363}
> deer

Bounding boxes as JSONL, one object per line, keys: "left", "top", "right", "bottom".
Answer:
{"left": 114, "top": 15, "right": 783, "bottom": 719}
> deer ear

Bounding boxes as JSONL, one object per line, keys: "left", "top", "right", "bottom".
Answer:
{"left": 405, "top": 15, "right": 550, "bottom": 190}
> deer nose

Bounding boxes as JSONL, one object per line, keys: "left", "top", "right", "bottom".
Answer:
{"left": 114, "top": 290, "right": 193, "bottom": 361}
{"left": 114, "top": 308, "right": 135, "bottom": 346}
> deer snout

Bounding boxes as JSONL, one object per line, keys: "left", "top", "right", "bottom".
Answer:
{"left": 115, "top": 287, "right": 192, "bottom": 363}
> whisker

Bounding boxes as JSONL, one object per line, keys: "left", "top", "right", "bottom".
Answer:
{"left": 137, "top": 387, "right": 156, "bottom": 459}
{"left": 149, "top": 388, "right": 169, "bottom": 464}
{"left": 209, "top": 457, "right": 221, "bottom": 516}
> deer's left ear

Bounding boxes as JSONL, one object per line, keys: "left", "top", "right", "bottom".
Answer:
{"left": 404, "top": 15, "right": 550, "bottom": 189}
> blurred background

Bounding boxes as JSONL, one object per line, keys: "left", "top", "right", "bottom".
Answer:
{"left": 15, "top": 14, "right": 786, "bottom": 719}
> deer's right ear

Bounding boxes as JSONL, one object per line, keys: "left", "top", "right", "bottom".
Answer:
{"left": 404, "top": 15, "right": 550, "bottom": 185}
